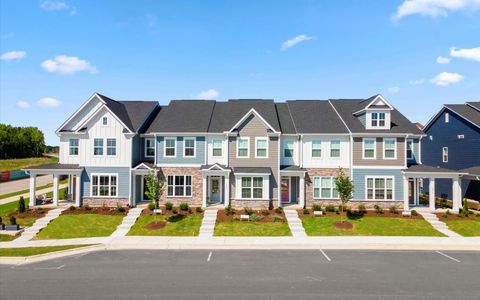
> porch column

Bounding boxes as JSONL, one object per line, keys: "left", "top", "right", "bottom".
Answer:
{"left": 299, "top": 175, "right": 305, "bottom": 208}
{"left": 53, "top": 174, "right": 59, "bottom": 206}
{"left": 29, "top": 174, "right": 36, "bottom": 207}
{"left": 202, "top": 175, "right": 207, "bottom": 208}
{"left": 75, "top": 174, "right": 81, "bottom": 207}
{"left": 67, "top": 175, "right": 72, "bottom": 195}
{"left": 428, "top": 177, "right": 435, "bottom": 211}
{"left": 402, "top": 174, "right": 409, "bottom": 211}
{"left": 224, "top": 175, "right": 230, "bottom": 207}
{"left": 132, "top": 175, "right": 136, "bottom": 206}
{"left": 452, "top": 176, "right": 461, "bottom": 213}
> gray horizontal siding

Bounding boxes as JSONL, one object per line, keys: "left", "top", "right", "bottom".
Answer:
{"left": 353, "top": 137, "right": 405, "bottom": 166}
{"left": 156, "top": 136, "right": 206, "bottom": 165}
{"left": 81, "top": 167, "right": 130, "bottom": 198}
{"left": 352, "top": 168, "right": 404, "bottom": 201}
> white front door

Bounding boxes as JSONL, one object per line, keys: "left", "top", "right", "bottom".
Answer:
{"left": 209, "top": 177, "right": 222, "bottom": 203}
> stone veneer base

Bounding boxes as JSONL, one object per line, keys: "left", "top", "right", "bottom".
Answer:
{"left": 82, "top": 198, "right": 129, "bottom": 207}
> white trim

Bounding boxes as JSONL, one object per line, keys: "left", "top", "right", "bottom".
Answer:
{"left": 90, "top": 173, "right": 119, "bottom": 198}
{"left": 365, "top": 176, "right": 395, "bottom": 201}
{"left": 329, "top": 139, "right": 341, "bottom": 159}
{"left": 362, "top": 138, "right": 376, "bottom": 159}
{"left": 254, "top": 137, "right": 269, "bottom": 158}
{"left": 203, "top": 163, "right": 230, "bottom": 172}
{"left": 157, "top": 163, "right": 202, "bottom": 167}
{"left": 311, "top": 139, "right": 322, "bottom": 159}
{"left": 237, "top": 175, "right": 268, "bottom": 200}
{"left": 144, "top": 138, "right": 155, "bottom": 158}
{"left": 102, "top": 116, "right": 108, "bottom": 126}
{"left": 133, "top": 162, "right": 154, "bottom": 170}
{"left": 183, "top": 137, "right": 196, "bottom": 158}
{"left": 424, "top": 106, "right": 480, "bottom": 132}
{"left": 68, "top": 138, "right": 79, "bottom": 156}
{"left": 164, "top": 137, "right": 177, "bottom": 158}
{"left": 234, "top": 172, "right": 270, "bottom": 176}
{"left": 236, "top": 136, "right": 250, "bottom": 158}
{"left": 383, "top": 138, "right": 397, "bottom": 160}
{"left": 442, "top": 147, "right": 448, "bottom": 163}
{"left": 353, "top": 95, "right": 394, "bottom": 115}
{"left": 406, "top": 139, "right": 414, "bottom": 160}
{"left": 352, "top": 165, "right": 405, "bottom": 169}
{"left": 312, "top": 176, "right": 339, "bottom": 200}
{"left": 208, "top": 176, "right": 223, "bottom": 204}
{"left": 211, "top": 138, "right": 223, "bottom": 157}
{"left": 445, "top": 112, "right": 449, "bottom": 123}
{"left": 56, "top": 93, "right": 100, "bottom": 134}
{"left": 93, "top": 138, "right": 104, "bottom": 156}
{"left": 228, "top": 108, "right": 279, "bottom": 133}
{"left": 73, "top": 99, "right": 133, "bottom": 134}
{"left": 105, "top": 137, "right": 117, "bottom": 157}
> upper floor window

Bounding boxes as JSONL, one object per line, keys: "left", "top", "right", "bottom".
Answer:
{"left": 184, "top": 137, "right": 195, "bottom": 157}
{"left": 69, "top": 139, "right": 79, "bottom": 156}
{"left": 93, "top": 138, "right": 104, "bottom": 156}
{"left": 363, "top": 138, "right": 376, "bottom": 159}
{"left": 371, "top": 112, "right": 386, "bottom": 127}
{"left": 102, "top": 116, "right": 108, "bottom": 126}
{"left": 406, "top": 140, "right": 414, "bottom": 160}
{"left": 212, "top": 139, "right": 222, "bottom": 157}
{"left": 164, "top": 137, "right": 176, "bottom": 157}
{"left": 237, "top": 137, "right": 249, "bottom": 158}
{"left": 330, "top": 140, "right": 340, "bottom": 158}
{"left": 284, "top": 140, "right": 294, "bottom": 158}
{"left": 312, "top": 140, "right": 321, "bottom": 158}
{"left": 145, "top": 138, "right": 155, "bottom": 157}
{"left": 367, "top": 177, "right": 393, "bottom": 200}
{"left": 91, "top": 174, "right": 117, "bottom": 197}
{"left": 383, "top": 138, "right": 396, "bottom": 159}
{"left": 255, "top": 137, "right": 268, "bottom": 158}
{"left": 445, "top": 112, "right": 449, "bottom": 123}
{"left": 167, "top": 175, "right": 192, "bottom": 197}
{"left": 442, "top": 147, "right": 448, "bottom": 163}
{"left": 106, "top": 138, "right": 116, "bottom": 156}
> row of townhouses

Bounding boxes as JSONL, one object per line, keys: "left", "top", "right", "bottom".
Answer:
{"left": 24, "top": 93, "right": 477, "bottom": 212}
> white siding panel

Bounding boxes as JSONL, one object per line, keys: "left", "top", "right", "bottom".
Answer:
{"left": 280, "top": 137, "right": 299, "bottom": 166}
{"left": 207, "top": 136, "right": 227, "bottom": 165}
{"left": 302, "top": 135, "right": 350, "bottom": 168}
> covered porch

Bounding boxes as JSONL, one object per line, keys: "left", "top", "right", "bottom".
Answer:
{"left": 201, "top": 164, "right": 231, "bottom": 208}
{"left": 23, "top": 164, "right": 83, "bottom": 207}
{"left": 131, "top": 162, "right": 156, "bottom": 206}
{"left": 279, "top": 166, "right": 306, "bottom": 208}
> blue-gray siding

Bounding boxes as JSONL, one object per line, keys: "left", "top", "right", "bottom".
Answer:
{"left": 358, "top": 113, "right": 366, "bottom": 127}
{"left": 407, "top": 138, "right": 420, "bottom": 164}
{"left": 156, "top": 136, "right": 206, "bottom": 165}
{"left": 352, "top": 168, "right": 404, "bottom": 201}
{"left": 81, "top": 167, "right": 130, "bottom": 198}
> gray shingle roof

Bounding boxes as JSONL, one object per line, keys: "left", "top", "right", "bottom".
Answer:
{"left": 405, "top": 164, "right": 461, "bottom": 174}
{"left": 275, "top": 103, "right": 296, "bottom": 134}
{"left": 445, "top": 104, "right": 480, "bottom": 128}
{"left": 23, "top": 164, "right": 83, "bottom": 170}
{"left": 233, "top": 167, "right": 271, "bottom": 174}
{"left": 461, "top": 166, "right": 480, "bottom": 176}
{"left": 467, "top": 101, "right": 480, "bottom": 111}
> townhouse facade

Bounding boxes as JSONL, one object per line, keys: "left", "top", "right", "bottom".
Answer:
{"left": 24, "top": 93, "right": 469, "bottom": 212}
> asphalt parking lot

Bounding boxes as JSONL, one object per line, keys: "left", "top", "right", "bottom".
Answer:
{"left": 1, "top": 250, "right": 479, "bottom": 299}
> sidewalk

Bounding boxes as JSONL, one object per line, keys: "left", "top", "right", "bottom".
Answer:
{"left": 0, "top": 183, "right": 68, "bottom": 205}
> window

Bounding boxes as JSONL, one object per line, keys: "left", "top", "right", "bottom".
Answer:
{"left": 167, "top": 175, "right": 192, "bottom": 197}
{"left": 366, "top": 177, "right": 393, "bottom": 200}
{"left": 406, "top": 140, "right": 414, "bottom": 159}
{"left": 371, "top": 112, "right": 386, "bottom": 127}
{"left": 312, "top": 140, "right": 321, "bottom": 158}
{"left": 371, "top": 112, "right": 378, "bottom": 127}
{"left": 212, "top": 139, "right": 222, "bottom": 157}
{"left": 145, "top": 138, "right": 155, "bottom": 157}
{"left": 102, "top": 116, "right": 108, "bottom": 126}
{"left": 184, "top": 137, "right": 195, "bottom": 157}
{"left": 445, "top": 112, "right": 449, "bottom": 123}
{"left": 93, "top": 138, "right": 103, "bottom": 156}
{"left": 363, "top": 138, "right": 375, "bottom": 159}
{"left": 165, "top": 138, "right": 176, "bottom": 157}
{"left": 330, "top": 140, "right": 340, "bottom": 158}
{"left": 457, "top": 134, "right": 464, "bottom": 139}
{"left": 106, "top": 138, "right": 116, "bottom": 156}
{"left": 442, "top": 147, "right": 448, "bottom": 162}
{"left": 241, "top": 177, "right": 263, "bottom": 199}
{"left": 313, "top": 176, "right": 338, "bottom": 199}
{"left": 284, "top": 140, "right": 294, "bottom": 158}
{"left": 383, "top": 138, "right": 396, "bottom": 159}
{"left": 91, "top": 174, "right": 117, "bottom": 197}
{"left": 255, "top": 137, "right": 268, "bottom": 158}
{"left": 69, "top": 139, "right": 79, "bottom": 155}
{"left": 237, "top": 137, "right": 249, "bottom": 158}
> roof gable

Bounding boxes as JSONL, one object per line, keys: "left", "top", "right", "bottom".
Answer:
{"left": 228, "top": 108, "right": 279, "bottom": 133}
{"left": 424, "top": 104, "right": 480, "bottom": 132}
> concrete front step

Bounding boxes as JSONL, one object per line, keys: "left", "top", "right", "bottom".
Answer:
{"left": 198, "top": 210, "right": 218, "bottom": 238}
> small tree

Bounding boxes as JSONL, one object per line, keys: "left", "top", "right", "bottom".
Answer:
{"left": 334, "top": 168, "right": 354, "bottom": 223}
{"left": 461, "top": 198, "right": 469, "bottom": 217}
{"left": 18, "top": 196, "right": 26, "bottom": 213}
{"left": 145, "top": 171, "right": 164, "bottom": 208}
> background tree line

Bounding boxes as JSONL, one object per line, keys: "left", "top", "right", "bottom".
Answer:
{"left": 0, "top": 123, "right": 46, "bottom": 159}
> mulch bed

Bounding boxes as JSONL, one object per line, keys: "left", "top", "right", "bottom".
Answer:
{"left": 140, "top": 207, "right": 204, "bottom": 217}
{"left": 436, "top": 213, "right": 480, "bottom": 221}
{"left": 217, "top": 209, "right": 286, "bottom": 222}
{"left": 61, "top": 207, "right": 129, "bottom": 216}
{"left": 7, "top": 208, "right": 52, "bottom": 219}
{"left": 146, "top": 220, "right": 167, "bottom": 229}
{"left": 297, "top": 209, "right": 424, "bottom": 219}
{"left": 333, "top": 221, "right": 353, "bottom": 229}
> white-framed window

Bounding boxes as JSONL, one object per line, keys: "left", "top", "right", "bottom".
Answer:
{"left": 371, "top": 112, "right": 386, "bottom": 127}
{"left": 241, "top": 177, "right": 263, "bottom": 199}
{"left": 212, "top": 139, "right": 222, "bottom": 157}
{"left": 91, "top": 174, "right": 117, "bottom": 197}
{"left": 442, "top": 147, "right": 448, "bottom": 162}
{"left": 312, "top": 140, "right": 321, "bottom": 158}
{"left": 313, "top": 176, "right": 338, "bottom": 199}
{"left": 183, "top": 137, "right": 195, "bottom": 157}
{"left": 93, "top": 138, "right": 104, "bottom": 156}
{"left": 167, "top": 175, "right": 192, "bottom": 197}
{"left": 237, "top": 137, "right": 249, "bottom": 158}
{"left": 255, "top": 137, "right": 268, "bottom": 158}
{"left": 145, "top": 138, "right": 155, "bottom": 157}
{"left": 69, "top": 138, "right": 79, "bottom": 156}
{"left": 330, "top": 140, "right": 340, "bottom": 158}
{"left": 363, "top": 138, "right": 376, "bottom": 159}
{"left": 366, "top": 177, "right": 394, "bottom": 200}
{"left": 164, "top": 137, "right": 176, "bottom": 157}
{"left": 102, "top": 116, "right": 108, "bottom": 126}
{"left": 383, "top": 138, "right": 396, "bottom": 159}
{"left": 445, "top": 112, "right": 449, "bottom": 123}
{"left": 406, "top": 139, "right": 414, "bottom": 160}
{"left": 106, "top": 138, "right": 116, "bottom": 156}
{"left": 284, "top": 140, "right": 294, "bottom": 158}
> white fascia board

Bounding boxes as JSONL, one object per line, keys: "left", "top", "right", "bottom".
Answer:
{"left": 56, "top": 92, "right": 102, "bottom": 134}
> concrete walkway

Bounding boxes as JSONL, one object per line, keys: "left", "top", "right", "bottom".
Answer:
{"left": 0, "top": 183, "right": 68, "bottom": 205}
{"left": 110, "top": 208, "right": 143, "bottom": 237}
{"left": 199, "top": 209, "right": 217, "bottom": 238}
{"left": 419, "top": 212, "right": 462, "bottom": 237}
{"left": 284, "top": 209, "right": 307, "bottom": 237}
{"left": 12, "top": 208, "right": 66, "bottom": 243}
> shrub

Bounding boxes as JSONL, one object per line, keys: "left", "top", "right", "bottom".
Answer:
{"left": 148, "top": 202, "right": 155, "bottom": 211}
{"left": 232, "top": 215, "right": 240, "bottom": 221}
{"left": 312, "top": 204, "right": 322, "bottom": 211}
{"left": 171, "top": 207, "right": 178, "bottom": 214}
{"left": 358, "top": 204, "right": 367, "bottom": 214}
{"left": 165, "top": 202, "right": 173, "bottom": 211}
{"left": 303, "top": 208, "right": 310, "bottom": 215}
{"left": 335, "top": 208, "right": 340, "bottom": 215}
{"left": 68, "top": 205, "right": 76, "bottom": 211}
{"left": 84, "top": 204, "right": 92, "bottom": 211}
{"left": 225, "top": 205, "right": 233, "bottom": 216}
{"left": 325, "top": 204, "right": 335, "bottom": 212}
{"left": 338, "top": 205, "right": 347, "bottom": 212}
{"left": 446, "top": 209, "right": 450, "bottom": 215}
{"left": 443, "top": 212, "right": 449, "bottom": 218}
{"left": 250, "top": 214, "right": 261, "bottom": 222}
{"left": 9, "top": 216, "right": 16, "bottom": 225}
{"left": 0, "top": 216, "right": 2, "bottom": 224}
{"left": 389, "top": 206, "right": 398, "bottom": 214}
{"left": 188, "top": 208, "right": 192, "bottom": 214}
{"left": 18, "top": 196, "right": 26, "bottom": 213}
{"left": 35, "top": 207, "right": 45, "bottom": 214}
{"left": 260, "top": 209, "right": 270, "bottom": 216}
{"left": 411, "top": 210, "right": 418, "bottom": 216}
{"left": 461, "top": 199, "right": 469, "bottom": 217}
{"left": 244, "top": 207, "right": 253, "bottom": 215}
{"left": 274, "top": 207, "right": 283, "bottom": 214}
{"left": 195, "top": 207, "right": 203, "bottom": 213}
{"left": 116, "top": 204, "right": 125, "bottom": 213}
{"left": 374, "top": 204, "right": 383, "bottom": 214}
{"left": 270, "top": 215, "right": 283, "bottom": 222}
{"left": 179, "top": 203, "right": 189, "bottom": 211}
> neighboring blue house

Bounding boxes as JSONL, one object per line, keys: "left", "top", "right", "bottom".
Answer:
{"left": 422, "top": 101, "right": 480, "bottom": 202}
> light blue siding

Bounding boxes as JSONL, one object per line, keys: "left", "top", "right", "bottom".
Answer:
{"left": 352, "top": 168, "right": 404, "bottom": 201}
{"left": 156, "top": 136, "right": 206, "bottom": 165}
{"left": 357, "top": 113, "right": 366, "bottom": 127}
{"left": 81, "top": 167, "right": 130, "bottom": 198}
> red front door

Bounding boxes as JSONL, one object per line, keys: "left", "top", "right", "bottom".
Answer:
{"left": 281, "top": 177, "right": 290, "bottom": 203}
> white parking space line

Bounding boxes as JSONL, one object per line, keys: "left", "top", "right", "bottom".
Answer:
{"left": 435, "top": 251, "right": 461, "bottom": 263}
{"left": 319, "top": 249, "right": 331, "bottom": 262}
{"left": 207, "top": 251, "right": 213, "bottom": 262}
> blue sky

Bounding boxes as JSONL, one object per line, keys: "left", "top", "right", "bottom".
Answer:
{"left": 1, "top": 0, "right": 479, "bottom": 145}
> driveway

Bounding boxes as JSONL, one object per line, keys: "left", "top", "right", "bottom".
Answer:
{"left": 0, "top": 175, "right": 53, "bottom": 195}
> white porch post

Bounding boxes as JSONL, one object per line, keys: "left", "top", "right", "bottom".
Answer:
{"left": 29, "top": 174, "right": 36, "bottom": 207}
{"left": 53, "top": 174, "right": 59, "bottom": 206}
{"left": 75, "top": 174, "right": 81, "bottom": 207}
{"left": 67, "top": 175, "right": 72, "bottom": 195}
{"left": 202, "top": 175, "right": 207, "bottom": 208}
{"left": 132, "top": 175, "right": 136, "bottom": 206}
{"left": 402, "top": 174, "right": 409, "bottom": 211}
{"left": 299, "top": 175, "right": 305, "bottom": 208}
{"left": 224, "top": 175, "right": 230, "bottom": 207}
{"left": 428, "top": 177, "right": 435, "bottom": 211}
{"left": 452, "top": 176, "right": 461, "bottom": 213}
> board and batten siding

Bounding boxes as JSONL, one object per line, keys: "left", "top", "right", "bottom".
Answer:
{"left": 352, "top": 137, "right": 405, "bottom": 166}
{"left": 156, "top": 136, "right": 206, "bottom": 165}
{"left": 61, "top": 95, "right": 103, "bottom": 131}
{"left": 352, "top": 168, "right": 404, "bottom": 201}
{"left": 81, "top": 167, "right": 130, "bottom": 198}
{"left": 302, "top": 135, "right": 350, "bottom": 168}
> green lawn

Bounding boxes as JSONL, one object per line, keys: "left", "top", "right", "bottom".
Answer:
{"left": 302, "top": 216, "right": 445, "bottom": 236}
{"left": 128, "top": 215, "right": 203, "bottom": 236}
{"left": 0, "top": 234, "right": 17, "bottom": 242}
{"left": 214, "top": 221, "right": 292, "bottom": 236}
{"left": 0, "top": 178, "right": 67, "bottom": 199}
{"left": 0, "top": 245, "right": 94, "bottom": 257}
{"left": 36, "top": 214, "right": 124, "bottom": 239}
{"left": 444, "top": 218, "right": 480, "bottom": 237}
{"left": 0, "top": 157, "right": 58, "bottom": 172}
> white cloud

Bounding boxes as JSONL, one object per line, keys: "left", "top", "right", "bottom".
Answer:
{"left": 40, "top": 1, "right": 76, "bottom": 15}
{"left": 409, "top": 79, "right": 425, "bottom": 85}
{"left": 393, "top": 0, "right": 480, "bottom": 21}
{"left": 16, "top": 101, "right": 30, "bottom": 109}
{"left": 41, "top": 55, "right": 97, "bottom": 74}
{"left": 436, "top": 56, "right": 451, "bottom": 64}
{"left": 431, "top": 72, "right": 464, "bottom": 86}
{"left": 450, "top": 46, "right": 480, "bottom": 62}
{"left": 37, "top": 97, "right": 62, "bottom": 107}
{"left": 387, "top": 87, "right": 401, "bottom": 93}
{"left": 0, "top": 51, "right": 26, "bottom": 61}
{"left": 197, "top": 89, "right": 219, "bottom": 100}
{"left": 281, "top": 34, "right": 313, "bottom": 51}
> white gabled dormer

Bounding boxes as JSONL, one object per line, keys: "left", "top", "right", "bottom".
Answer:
{"left": 355, "top": 95, "right": 394, "bottom": 130}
